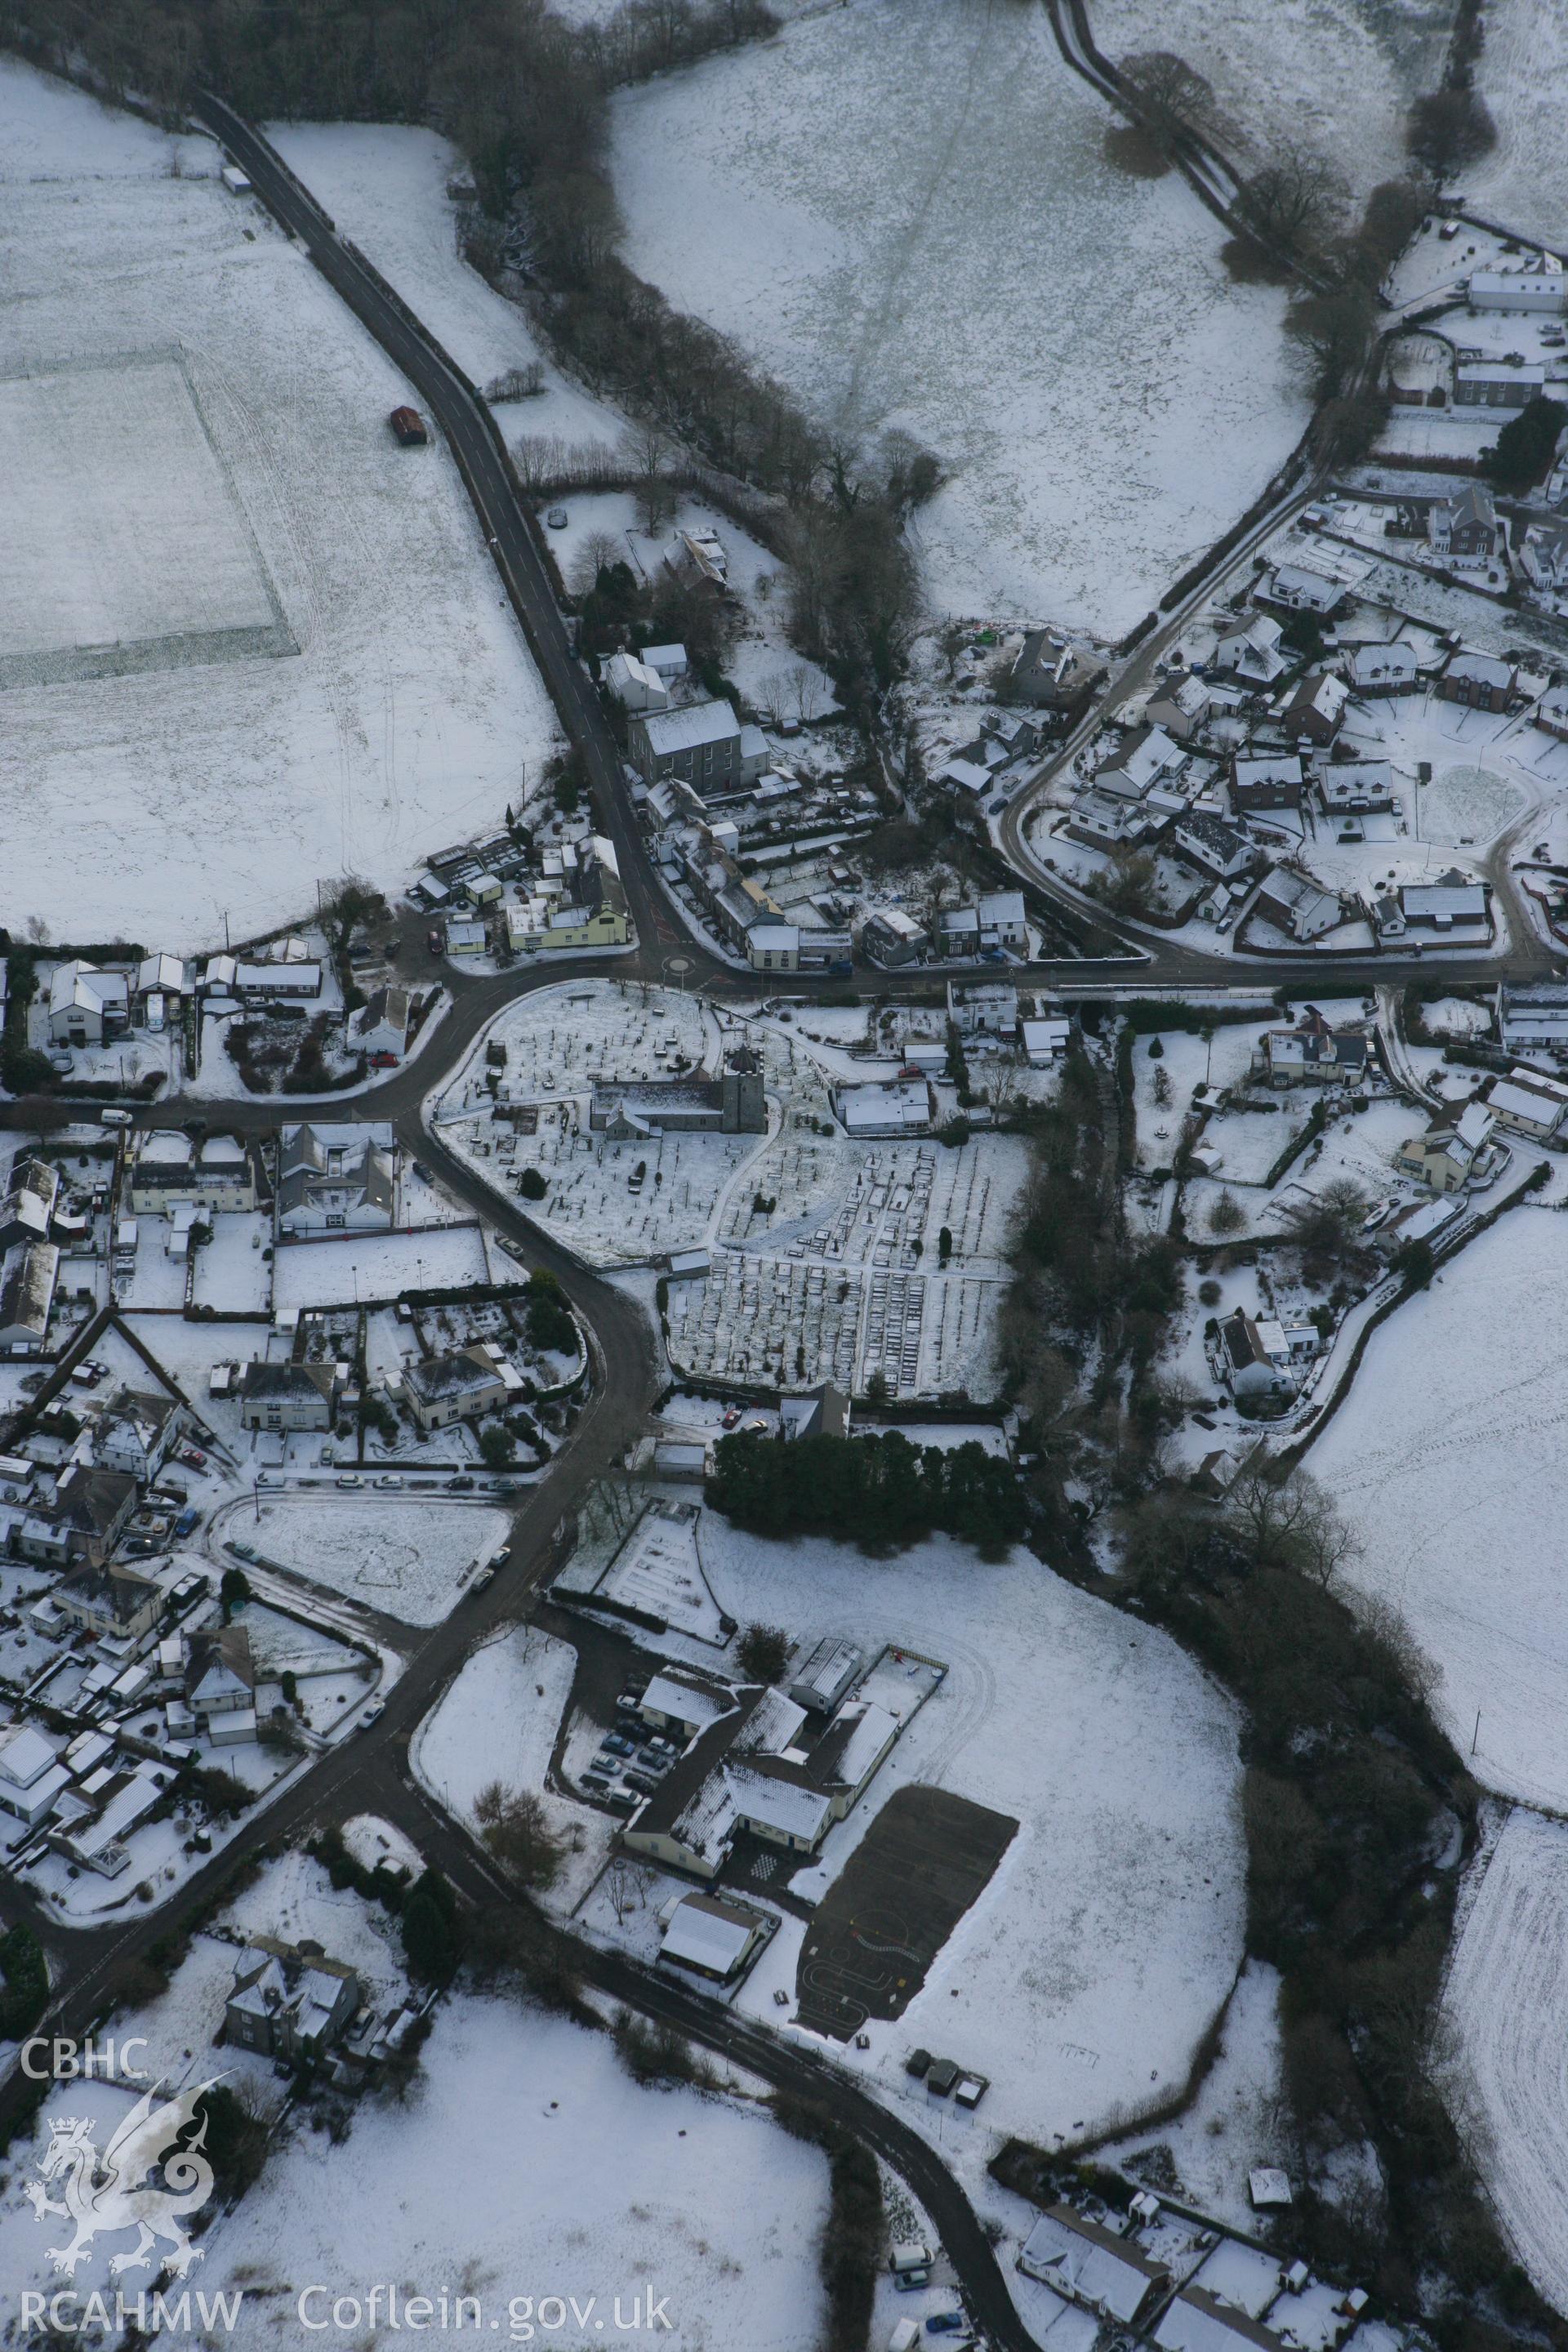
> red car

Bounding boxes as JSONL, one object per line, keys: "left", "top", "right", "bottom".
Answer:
{"left": 179, "top": 1446, "right": 207, "bottom": 1471}
{"left": 428, "top": 928, "right": 444, "bottom": 957}
{"left": 369, "top": 1051, "right": 399, "bottom": 1069}
{"left": 721, "top": 1407, "right": 741, "bottom": 1430}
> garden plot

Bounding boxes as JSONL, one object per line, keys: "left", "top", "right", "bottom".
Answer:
{"left": 692, "top": 1521, "right": 1245, "bottom": 2185}
{"left": 241, "top": 1493, "right": 510, "bottom": 1626}
{"left": 1442, "top": 1808, "right": 1568, "bottom": 2314}
{"left": 1309, "top": 1206, "right": 1568, "bottom": 1811}
{"left": 272, "top": 1225, "right": 489, "bottom": 1310}
{"left": 202, "top": 1991, "right": 829, "bottom": 2350}
{"left": 189, "top": 1214, "right": 272, "bottom": 1313}
{"left": 0, "top": 60, "right": 559, "bottom": 948}
{"left": 1468, "top": 0, "right": 1568, "bottom": 251}
{"left": 1089, "top": 0, "right": 1450, "bottom": 205}
{"left": 559, "top": 1497, "right": 728, "bottom": 1643}
{"left": 609, "top": 0, "right": 1308, "bottom": 636}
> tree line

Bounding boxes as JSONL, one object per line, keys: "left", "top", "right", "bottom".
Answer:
{"left": 705, "top": 1428, "right": 1027, "bottom": 1556}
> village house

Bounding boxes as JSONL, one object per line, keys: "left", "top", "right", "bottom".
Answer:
{"left": 16, "top": 1465, "right": 140, "bottom": 1572}
{"left": 1281, "top": 670, "right": 1348, "bottom": 747}
{"left": 350, "top": 987, "right": 412, "bottom": 1062}
{"left": 1520, "top": 521, "right": 1568, "bottom": 595}
{"left": 1213, "top": 612, "right": 1286, "bottom": 684}
{"left": 1258, "top": 1006, "right": 1370, "bottom": 1088}
{"left": 746, "top": 924, "right": 799, "bottom": 973}
{"left": 628, "top": 699, "right": 743, "bottom": 797}
{"left": 1438, "top": 650, "right": 1516, "bottom": 713}
{"left": 403, "top": 1344, "right": 520, "bottom": 1433}
{"left": 1156, "top": 2287, "right": 1291, "bottom": 2352}
{"left": 1146, "top": 671, "right": 1212, "bottom": 741}
{"left": 94, "top": 1388, "right": 185, "bottom": 1482}
{"left": 276, "top": 1125, "right": 395, "bottom": 1235}
{"left": 1396, "top": 1101, "right": 1495, "bottom": 1193}
{"left": 1497, "top": 978, "right": 1568, "bottom": 1051}
{"left": 1009, "top": 630, "right": 1102, "bottom": 710}
{"left": 225, "top": 1935, "right": 362, "bottom": 2060}
{"left": 1063, "top": 788, "right": 1152, "bottom": 850}
{"left": 1252, "top": 868, "right": 1343, "bottom": 943}
{"left": 185, "top": 1624, "right": 257, "bottom": 1743}
{"left": 1093, "top": 724, "right": 1183, "bottom": 801}
{"left": 125, "top": 1130, "right": 258, "bottom": 1215}
{"left": 0, "top": 1722, "right": 72, "bottom": 1831}
{"left": 1428, "top": 485, "right": 1499, "bottom": 567}
{"left": 603, "top": 650, "right": 668, "bottom": 712}
{"left": 1215, "top": 1308, "right": 1294, "bottom": 1402}
{"left": 234, "top": 960, "right": 323, "bottom": 1003}
{"left": 1316, "top": 760, "right": 1396, "bottom": 818}
{"left": 51, "top": 1550, "right": 161, "bottom": 1633}
{"left": 1230, "top": 751, "right": 1305, "bottom": 813}
{"left": 47, "top": 961, "right": 129, "bottom": 1048}
{"left": 1347, "top": 640, "right": 1420, "bottom": 697}
{"left": 239, "top": 1359, "right": 338, "bottom": 1433}
{"left": 1400, "top": 873, "right": 1491, "bottom": 935}
{"left": 947, "top": 979, "right": 1018, "bottom": 1038}
{"left": 1454, "top": 360, "right": 1546, "bottom": 410}
{"left": 1535, "top": 687, "right": 1568, "bottom": 743}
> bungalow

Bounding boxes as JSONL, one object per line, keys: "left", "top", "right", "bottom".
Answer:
{"left": 1230, "top": 752, "right": 1304, "bottom": 813}
{"left": 0, "top": 1240, "right": 59, "bottom": 1355}
{"left": 1261, "top": 563, "right": 1343, "bottom": 617}
{"left": 1400, "top": 874, "right": 1490, "bottom": 933}
{"left": 443, "top": 920, "right": 488, "bottom": 958}
{"left": 239, "top": 1359, "right": 337, "bottom": 1432}
{"left": 47, "top": 961, "right": 129, "bottom": 1047}
{"left": 1174, "top": 812, "right": 1253, "bottom": 881}
{"left": 1281, "top": 670, "right": 1348, "bottom": 747}
{"left": 1396, "top": 1100, "right": 1495, "bottom": 1192}
{"left": 1347, "top": 640, "right": 1419, "bottom": 697}
{"left": 1438, "top": 651, "right": 1516, "bottom": 712}
{"left": 1213, "top": 612, "right": 1285, "bottom": 684}
{"left": 1428, "top": 486, "right": 1499, "bottom": 571}
{"left": 1156, "top": 2287, "right": 1290, "bottom": 2352}
{"left": 638, "top": 1670, "right": 733, "bottom": 1743}
{"left": 350, "top": 987, "right": 412, "bottom": 1062}
{"left": 1017, "top": 2207, "right": 1171, "bottom": 2326}
{"left": 233, "top": 961, "right": 322, "bottom": 1001}
{"left": 1252, "top": 868, "right": 1343, "bottom": 943}
{"left": 937, "top": 755, "right": 992, "bottom": 799}
{"left": 834, "top": 1079, "right": 933, "bottom": 1138}
{"left": 0, "top": 1160, "right": 57, "bottom": 1255}
{"left": 1094, "top": 724, "right": 1183, "bottom": 801}
{"left": 1498, "top": 978, "right": 1568, "bottom": 1050}
{"left": 403, "top": 1344, "right": 519, "bottom": 1432}
{"left": 657, "top": 1891, "right": 773, "bottom": 1984}
{"left": 134, "top": 952, "right": 188, "bottom": 1015}
{"left": 1486, "top": 1071, "right": 1566, "bottom": 1141}
{"left": 1146, "top": 671, "right": 1212, "bottom": 741}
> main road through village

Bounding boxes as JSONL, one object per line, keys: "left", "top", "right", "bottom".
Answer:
{"left": 1, "top": 98, "right": 1561, "bottom": 2344}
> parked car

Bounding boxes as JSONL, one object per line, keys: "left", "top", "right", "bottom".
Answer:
{"left": 428, "top": 929, "right": 444, "bottom": 957}
{"left": 721, "top": 1407, "right": 742, "bottom": 1431}
{"left": 603, "top": 1734, "right": 636, "bottom": 1758}
{"left": 374, "top": 1473, "right": 405, "bottom": 1490}
{"left": 369, "top": 1051, "right": 399, "bottom": 1070}
{"left": 744, "top": 1418, "right": 768, "bottom": 1436}
{"left": 174, "top": 1508, "right": 201, "bottom": 1539}
{"left": 336, "top": 1472, "right": 363, "bottom": 1490}
{"left": 892, "top": 2272, "right": 929, "bottom": 2295}
{"left": 625, "top": 1771, "right": 662, "bottom": 1797}
{"left": 604, "top": 1788, "right": 638, "bottom": 1813}
{"left": 256, "top": 1471, "right": 281, "bottom": 1488}
{"left": 178, "top": 1446, "right": 207, "bottom": 1470}
{"left": 581, "top": 1770, "right": 612, "bottom": 1794}
{"left": 362, "top": 1699, "right": 385, "bottom": 1725}
{"left": 447, "top": 1474, "right": 475, "bottom": 1491}
{"left": 546, "top": 506, "right": 568, "bottom": 528}
{"left": 617, "top": 1684, "right": 647, "bottom": 1710}
{"left": 99, "top": 1107, "right": 132, "bottom": 1127}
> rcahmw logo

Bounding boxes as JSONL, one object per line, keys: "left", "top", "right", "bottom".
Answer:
{"left": 24, "top": 2078, "right": 221, "bottom": 2278}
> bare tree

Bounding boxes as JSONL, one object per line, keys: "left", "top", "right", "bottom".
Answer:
{"left": 1278, "top": 1175, "right": 1366, "bottom": 1261}
{"left": 1406, "top": 87, "right": 1497, "bottom": 178}
{"left": 1120, "top": 49, "right": 1217, "bottom": 149}
{"left": 1237, "top": 140, "right": 1349, "bottom": 260}
{"left": 622, "top": 424, "right": 675, "bottom": 537}
{"left": 1225, "top": 1463, "right": 1361, "bottom": 1588}
{"left": 571, "top": 530, "right": 621, "bottom": 597}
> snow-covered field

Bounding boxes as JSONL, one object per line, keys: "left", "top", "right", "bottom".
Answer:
{"left": 1309, "top": 1206, "right": 1568, "bottom": 1811}
{"left": 1468, "top": 0, "right": 1568, "bottom": 251}
{"left": 1443, "top": 1809, "right": 1568, "bottom": 2314}
{"left": 688, "top": 1523, "right": 1246, "bottom": 2178}
{"left": 609, "top": 0, "right": 1309, "bottom": 636}
{"left": 0, "top": 61, "right": 560, "bottom": 948}
{"left": 1088, "top": 0, "right": 1452, "bottom": 205}
{"left": 412, "top": 1623, "right": 614, "bottom": 1908}
{"left": 266, "top": 122, "right": 625, "bottom": 454}
{"left": 237, "top": 1493, "right": 510, "bottom": 1624}
{"left": 203, "top": 1993, "right": 830, "bottom": 2350}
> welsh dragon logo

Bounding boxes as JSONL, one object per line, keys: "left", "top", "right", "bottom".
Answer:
{"left": 25, "top": 2079, "right": 220, "bottom": 2276}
